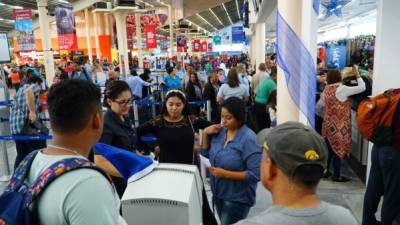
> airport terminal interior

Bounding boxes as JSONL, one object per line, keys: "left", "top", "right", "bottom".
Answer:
{"left": 0, "top": 0, "right": 399, "bottom": 225}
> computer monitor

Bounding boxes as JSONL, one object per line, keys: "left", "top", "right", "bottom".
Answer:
{"left": 121, "top": 163, "right": 203, "bottom": 225}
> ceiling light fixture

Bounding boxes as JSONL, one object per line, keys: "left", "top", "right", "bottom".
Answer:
{"left": 209, "top": 9, "right": 224, "bottom": 26}
{"left": 197, "top": 13, "right": 218, "bottom": 31}
{"left": 235, "top": 0, "right": 241, "bottom": 20}
{"left": 58, "top": 0, "right": 70, "bottom": 4}
{"left": 222, "top": 3, "right": 233, "bottom": 25}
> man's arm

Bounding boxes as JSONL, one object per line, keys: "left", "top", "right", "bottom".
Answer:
{"left": 25, "top": 87, "right": 36, "bottom": 123}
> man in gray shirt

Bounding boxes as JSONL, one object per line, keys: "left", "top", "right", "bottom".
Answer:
{"left": 235, "top": 122, "right": 358, "bottom": 225}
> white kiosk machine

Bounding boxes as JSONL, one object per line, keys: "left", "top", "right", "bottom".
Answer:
{"left": 121, "top": 163, "right": 203, "bottom": 225}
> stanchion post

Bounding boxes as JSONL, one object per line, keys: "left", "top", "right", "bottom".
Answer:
{"left": 133, "top": 101, "right": 139, "bottom": 127}
{"left": 206, "top": 100, "right": 211, "bottom": 121}
{"left": 151, "top": 96, "right": 156, "bottom": 118}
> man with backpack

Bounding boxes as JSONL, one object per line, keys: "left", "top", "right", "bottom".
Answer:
{"left": 0, "top": 80, "right": 126, "bottom": 225}
{"left": 362, "top": 89, "right": 400, "bottom": 225}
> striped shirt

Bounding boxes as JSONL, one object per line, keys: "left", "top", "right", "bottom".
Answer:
{"left": 10, "top": 84, "right": 41, "bottom": 135}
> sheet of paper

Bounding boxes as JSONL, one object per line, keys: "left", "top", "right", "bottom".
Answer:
{"left": 199, "top": 154, "right": 211, "bottom": 168}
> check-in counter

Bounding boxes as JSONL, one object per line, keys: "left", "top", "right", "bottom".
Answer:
{"left": 348, "top": 103, "right": 369, "bottom": 183}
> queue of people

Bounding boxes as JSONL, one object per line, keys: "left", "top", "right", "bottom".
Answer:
{"left": 2, "top": 52, "right": 400, "bottom": 225}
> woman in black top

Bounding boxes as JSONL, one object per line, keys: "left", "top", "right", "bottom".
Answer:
{"left": 136, "top": 90, "right": 217, "bottom": 225}
{"left": 95, "top": 80, "right": 136, "bottom": 198}
{"left": 137, "top": 89, "right": 210, "bottom": 164}
{"left": 185, "top": 72, "right": 203, "bottom": 116}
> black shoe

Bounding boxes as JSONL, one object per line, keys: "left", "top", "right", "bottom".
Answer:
{"left": 323, "top": 170, "right": 332, "bottom": 178}
{"left": 331, "top": 176, "right": 350, "bottom": 182}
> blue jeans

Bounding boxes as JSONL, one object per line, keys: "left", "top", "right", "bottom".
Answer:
{"left": 362, "top": 145, "right": 400, "bottom": 225}
{"left": 326, "top": 139, "right": 342, "bottom": 177}
{"left": 214, "top": 198, "right": 250, "bottom": 225}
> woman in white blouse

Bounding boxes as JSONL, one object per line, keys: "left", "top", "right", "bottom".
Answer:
{"left": 319, "top": 65, "right": 366, "bottom": 182}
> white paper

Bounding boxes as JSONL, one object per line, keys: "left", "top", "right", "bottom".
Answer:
{"left": 199, "top": 155, "right": 211, "bottom": 168}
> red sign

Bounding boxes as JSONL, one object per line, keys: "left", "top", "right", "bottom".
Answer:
{"left": 145, "top": 25, "right": 157, "bottom": 49}
{"left": 201, "top": 41, "right": 207, "bottom": 52}
{"left": 55, "top": 5, "right": 78, "bottom": 51}
{"left": 193, "top": 39, "right": 200, "bottom": 52}
{"left": 13, "top": 9, "right": 32, "bottom": 20}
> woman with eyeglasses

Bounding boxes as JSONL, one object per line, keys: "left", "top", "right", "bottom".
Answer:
{"left": 136, "top": 89, "right": 218, "bottom": 225}
{"left": 95, "top": 80, "right": 137, "bottom": 198}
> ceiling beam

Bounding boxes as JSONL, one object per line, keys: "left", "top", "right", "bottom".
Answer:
{"left": 209, "top": 8, "right": 225, "bottom": 27}
{"left": 196, "top": 13, "right": 218, "bottom": 31}
{"left": 222, "top": 3, "right": 233, "bottom": 25}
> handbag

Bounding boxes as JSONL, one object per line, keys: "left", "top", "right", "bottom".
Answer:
{"left": 21, "top": 119, "right": 49, "bottom": 136}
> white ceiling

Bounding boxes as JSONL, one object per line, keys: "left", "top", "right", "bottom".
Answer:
{"left": 264, "top": 0, "right": 377, "bottom": 38}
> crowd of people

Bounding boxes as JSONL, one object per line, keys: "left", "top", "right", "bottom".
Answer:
{"left": 1, "top": 50, "right": 400, "bottom": 225}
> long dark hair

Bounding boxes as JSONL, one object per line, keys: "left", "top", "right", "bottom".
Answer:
{"left": 103, "top": 80, "right": 131, "bottom": 108}
{"left": 189, "top": 72, "right": 201, "bottom": 87}
{"left": 161, "top": 90, "right": 191, "bottom": 116}
{"left": 227, "top": 68, "right": 240, "bottom": 88}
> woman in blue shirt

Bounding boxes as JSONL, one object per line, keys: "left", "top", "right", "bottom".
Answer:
{"left": 162, "top": 67, "right": 182, "bottom": 91}
{"left": 202, "top": 97, "right": 261, "bottom": 225}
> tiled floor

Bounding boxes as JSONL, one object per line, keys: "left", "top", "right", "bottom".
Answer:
{"left": 1, "top": 143, "right": 367, "bottom": 224}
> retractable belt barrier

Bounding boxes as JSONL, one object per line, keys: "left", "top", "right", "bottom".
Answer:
{"left": 0, "top": 135, "right": 52, "bottom": 141}
{"left": 0, "top": 118, "right": 50, "bottom": 122}
{"left": 0, "top": 100, "right": 48, "bottom": 107}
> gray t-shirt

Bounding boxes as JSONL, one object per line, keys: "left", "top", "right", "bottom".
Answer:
{"left": 234, "top": 201, "right": 358, "bottom": 225}
{"left": 27, "top": 151, "right": 127, "bottom": 225}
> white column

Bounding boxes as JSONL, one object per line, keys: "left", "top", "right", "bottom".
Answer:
{"left": 276, "top": 0, "right": 318, "bottom": 125}
{"left": 37, "top": 0, "right": 55, "bottom": 85}
{"left": 84, "top": 9, "right": 93, "bottom": 62}
{"left": 250, "top": 34, "right": 256, "bottom": 69}
{"left": 93, "top": 12, "right": 101, "bottom": 60}
{"left": 373, "top": 0, "right": 400, "bottom": 95}
{"left": 168, "top": 4, "right": 174, "bottom": 58}
{"left": 135, "top": 13, "right": 143, "bottom": 69}
{"left": 366, "top": 0, "right": 400, "bottom": 180}
{"left": 254, "top": 23, "right": 265, "bottom": 67}
{"left": 109, "top": 14, "right": 115, "bottom": 48}
{"left": 114, "top": 11, "right": 130, "bottom": 77}
{"left": 104, "top": 13, "right": 110, "bottom": 35}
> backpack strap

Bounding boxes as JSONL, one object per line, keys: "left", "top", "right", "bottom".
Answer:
{"left": 7, "top": 151, "right": 40, "bottom": 189}
{"left": 25, "top": 157, "right": 112, "bottom": 206}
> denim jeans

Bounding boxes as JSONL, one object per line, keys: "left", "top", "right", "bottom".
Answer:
{"left": 362, "top": 145, "right": 400, "bottom": 225}
{"left": 214, "top": 198, "right": 250, "bottom": 225}
{"left": 326, "top": 139, "right": 342, "bottom": 177}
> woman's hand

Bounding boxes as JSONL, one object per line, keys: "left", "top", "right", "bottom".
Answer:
{"left": 204, "top": 124, "right": 221, "bottom": 135}
{"left": 208, "top": 167, "right": 228, "bottom": 178}
{"left": 353, "top": 64, "right": 361, "bottom": 78}
{"left": 154, "top": 146, "right": 160, "bottom": 156}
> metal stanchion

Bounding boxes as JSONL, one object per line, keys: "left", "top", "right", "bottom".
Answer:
{"left": 151, "top": 95, "right": 156, "bottom": 118}
{"left": 0, "top": 66, "right": 11, "bottom": 181}
{"left": 133, "top": 101, "right": 140, "bottom": 127}
{"left": 206, "top": 100, "right": 211, "bottom": 121}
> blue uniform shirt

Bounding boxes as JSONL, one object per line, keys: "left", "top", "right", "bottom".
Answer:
{"left": 126, "top": 76, "right": 151, "bottom": 98}
{"left": 163, "top": 75, "right": 182, "bottom": 91}
{"left": 204, "top": 125, "right": 261, "bottom": 206}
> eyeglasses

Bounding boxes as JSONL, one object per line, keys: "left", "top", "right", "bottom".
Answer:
{"left": 113, "top": 98, "right": 133, "bottom": 106}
